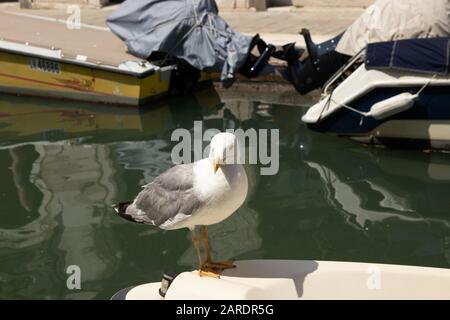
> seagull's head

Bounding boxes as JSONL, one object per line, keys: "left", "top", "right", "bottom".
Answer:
{"left": 209, "top": 132, "right": 240, "bottom": 174}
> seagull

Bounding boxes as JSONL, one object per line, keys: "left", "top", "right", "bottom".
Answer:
{"left": 114, "top": 132, "right": 248, "bottom": 277}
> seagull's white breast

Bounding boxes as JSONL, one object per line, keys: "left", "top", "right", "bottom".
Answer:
{"left": 187, "top": 158, "right": 248, "bottom": 227}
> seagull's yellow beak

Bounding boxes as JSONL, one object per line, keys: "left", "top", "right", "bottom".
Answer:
{"left": 213, "top": 159, "right": 220, "bottom": 174}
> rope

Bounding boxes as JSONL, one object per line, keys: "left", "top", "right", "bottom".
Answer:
{"left": 415, "top": 74, "right": 437, "bottom": 96}
{"left": 330, "top": 97, "right": 368, "bottom": 117}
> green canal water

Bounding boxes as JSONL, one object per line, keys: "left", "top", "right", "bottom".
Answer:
{"left": 0, "top": 86, "right": 449, "bottom": 299}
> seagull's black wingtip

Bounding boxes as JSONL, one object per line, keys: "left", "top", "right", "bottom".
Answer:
{"left": 112, "top": 201, "right": 135, "bottom": 222}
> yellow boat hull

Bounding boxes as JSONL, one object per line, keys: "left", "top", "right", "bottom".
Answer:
{"left": 0, "top": 50, "right": 175, "bottom": 106}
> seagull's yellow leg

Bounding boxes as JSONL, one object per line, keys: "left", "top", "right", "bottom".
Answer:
{"left": 191, "top": 229, "right": 203, "bottom": 268}
{"left": 191, "top": 229, "right": 219, "bottom": 278}
{"left": 200, "top": 225, "right": 235, "bottom": 270}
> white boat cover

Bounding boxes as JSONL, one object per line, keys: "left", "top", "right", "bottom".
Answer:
{"left": 336, "top": 0, "right": 450, "bottom": 56}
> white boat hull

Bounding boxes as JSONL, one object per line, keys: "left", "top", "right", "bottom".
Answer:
{"left": 302, "top": 65, "right": 450, "bottom": 150}
{"left": 112, "top": 260, "right": 450, "bottom": 300}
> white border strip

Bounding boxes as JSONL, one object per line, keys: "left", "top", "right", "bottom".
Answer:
{"left": 3, "top": 10, "right": 110, "bottom": 32}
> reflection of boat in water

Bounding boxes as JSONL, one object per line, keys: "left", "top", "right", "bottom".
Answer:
{"left": 0, "top": 95, "right": 172, "bottom": 145}
{"left": 0, "top": 83, "right": 225, "bottom": 144}
{"left": 305, "top": 147, "right": 450, "bottom": 232}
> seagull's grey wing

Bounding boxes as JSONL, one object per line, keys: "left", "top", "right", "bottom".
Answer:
{"left": 125, "top": 164, "right": 201, "bottom": 227}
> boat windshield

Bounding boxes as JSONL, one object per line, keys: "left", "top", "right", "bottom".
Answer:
{"left": 322, "top": 48, "right": 366, "bottom": 97}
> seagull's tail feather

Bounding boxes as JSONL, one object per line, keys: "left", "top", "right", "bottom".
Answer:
{"left": 113, "top": 201, "right": 137, "bottom": 223}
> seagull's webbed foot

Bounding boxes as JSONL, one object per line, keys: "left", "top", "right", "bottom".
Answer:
{"left": 199, "top": 225, "right": 236, "bottom": 274}
{"left": 198, "top": 261, "right": 235, "bottom": 278}
{"left": 198, "top": 266, "right": 221, "bottom": 278}
{"left": 194, "top": 226, "right": 237, "bottom": 278}
{"left": 203, "top": 260, "right": 236, "bottom": 270}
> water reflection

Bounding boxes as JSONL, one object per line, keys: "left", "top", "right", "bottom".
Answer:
{"left": 178, "top": 206, "right": 262, "bottom": 267}
{"left": 115, "top": 141, "right": 173, "bottom": 185}
{"left": 306, "top": 148, "right": 450, "bottom": 230}
{"left": 0, "top": 87, "right": 268, "bottom": 298}
{"left": 0, "top": 142, "right": 121, "bottom": 299}
{"left": 305, "top": 145, "right": 450, "bottom": 266}
{"left": 237, "top": 103, "right": 450, "bottom": 266}
{"left": 0, "top": 88, "right": 449, "bottom": 299}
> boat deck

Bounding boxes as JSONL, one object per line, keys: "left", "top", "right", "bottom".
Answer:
{"left": 0, "top": 10, "right": 178, "bottom": 106}
{"left": 0, "top": 10, "right": 137, "bottom": 66}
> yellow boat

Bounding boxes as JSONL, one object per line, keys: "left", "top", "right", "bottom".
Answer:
{"left": 0, "top": 11, "right": 212, "bottom": 107}
{"left": 0, "top": 39, "right": 176, "bottom": 106}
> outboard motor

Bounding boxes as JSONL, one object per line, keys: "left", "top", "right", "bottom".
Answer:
{"left": 150, "top": 34, "right": 278, "bottom": 93}
{"left": 282, "top": 29, "right": 350, "bottom": 95}
{"left": 238, "top": 35, "right": 277, "bottom": 81}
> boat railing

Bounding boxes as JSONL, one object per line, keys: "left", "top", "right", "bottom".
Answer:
{"left": 322, "top": 47, "right": 366, "bottom": 97}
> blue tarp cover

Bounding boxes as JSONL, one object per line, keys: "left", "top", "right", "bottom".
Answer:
{"left": 365, "top": 37, "right": 450, "bottom": 74}
{"left": 107, "top": 0, "right": 253, "bottom": 83}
